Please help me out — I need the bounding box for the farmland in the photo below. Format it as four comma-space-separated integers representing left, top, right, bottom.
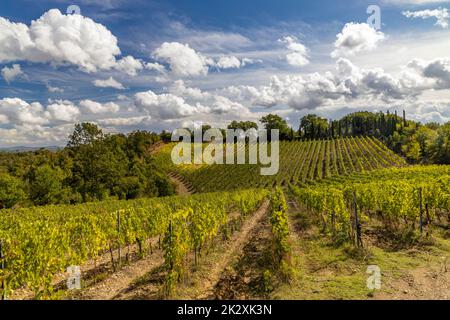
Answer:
0, 138, 449, 300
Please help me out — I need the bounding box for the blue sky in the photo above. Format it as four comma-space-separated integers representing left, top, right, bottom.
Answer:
1, 0, 450, 146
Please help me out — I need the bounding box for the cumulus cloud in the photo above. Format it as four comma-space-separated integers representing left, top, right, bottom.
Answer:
93, 77, 125, 90
331, 23, 386, 58
219, 57, 450, 111
79, 99, 120, 114
45, 100, 80, 122
403, 8, 449, 28
133, 80, 248, 120
134, 90, 209, 119
1, 64, 23, 83
406, 58, 450, 88
152, 42, 258, 76
215, 56, 241, 69
279, 36, 309, 67
144, 62, 166, 73
153, 42, 211, 77
0, 9, 143, 75
114, 56, 144, 76
0, 98, 48, 125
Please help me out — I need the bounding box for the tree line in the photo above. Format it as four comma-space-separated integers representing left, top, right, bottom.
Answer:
0, 123, 174, 209
217, 111, 449, 165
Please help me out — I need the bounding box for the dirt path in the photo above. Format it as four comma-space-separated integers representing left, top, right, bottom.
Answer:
374, 263, 450, 300
169, 172, 192, 195
148, 141, 166, 155
79, 239, 164, 300
189, 200, 269, 299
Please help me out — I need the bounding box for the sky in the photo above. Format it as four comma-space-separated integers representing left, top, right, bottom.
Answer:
1, 0, 450, 147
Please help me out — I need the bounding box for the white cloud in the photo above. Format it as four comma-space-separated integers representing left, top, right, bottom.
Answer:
79, 99, 120, 114
279, 36, 309, 67
133, 80, 249, 120
134, 90, 209, 119
219, 57, 450, 112
383, 0, 449, 5
331, 23, 386, 58
0, 9, 143, 75
153, 42, 210, 77
45, 100, 80, 122
114, 56, 143, 76
403, 8, 449, 28
1, 64, 23, 83
0, 98, 48, 125
46, 84, 64, 93
93, 76, 125, 90
144, 62, 166, 73
241, 58, 263, 66
98, 115, 152, 126
215, 56, 241, 69
406, 57, 450, 88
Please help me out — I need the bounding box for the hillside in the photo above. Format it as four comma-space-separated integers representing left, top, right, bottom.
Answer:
154, 136, 406, 193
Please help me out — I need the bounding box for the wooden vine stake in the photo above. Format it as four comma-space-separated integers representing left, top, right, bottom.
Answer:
419, 187, 423, 235
0, 240, 6, 300
353, 191, 363, 248
117, 210, 121, 266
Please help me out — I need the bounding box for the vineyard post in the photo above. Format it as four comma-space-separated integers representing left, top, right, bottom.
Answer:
425, 203, 431, 236
353, 191, 363, 248
117, 211, 121, 266
419, 187, 423, 234
0, 240, 6, 300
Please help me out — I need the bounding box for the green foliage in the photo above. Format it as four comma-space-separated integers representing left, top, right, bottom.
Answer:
0, 188, 268, 298
269, 188, 290, 265
227, 120, 258, 131
0, 172, 26, 209
431, 122, 450, 164
29, 165, 71, 205
0, 123, 172, 207
291, 165, 450, 240
260, 114, 292, 140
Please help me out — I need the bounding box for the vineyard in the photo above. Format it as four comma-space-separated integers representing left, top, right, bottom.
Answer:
155, 136, 406, 193
290, 165, 450, 245
0, 189, 268, 298
1, 136, 449, 300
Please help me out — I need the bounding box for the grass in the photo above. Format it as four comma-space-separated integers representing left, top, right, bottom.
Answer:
270, 198, 450, 300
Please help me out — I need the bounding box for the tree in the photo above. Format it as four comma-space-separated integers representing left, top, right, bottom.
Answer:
67, 123, 103, 148
431, 122, 450, 164
227, 121, 258, 131
0, 172, 26, 208
299, 114, 329, 139
415, 126, 437, 161
260, 114, 291, 140
30, 165, 71, 205
402, 141, 421, 163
